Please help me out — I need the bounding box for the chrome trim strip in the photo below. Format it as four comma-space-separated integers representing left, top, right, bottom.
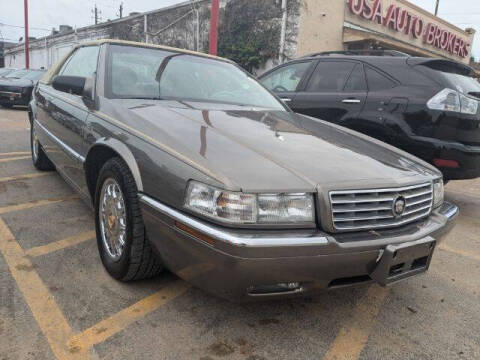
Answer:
34, 119, 86, 163
139, 195, 329, 247
0, 91, 22, 96
330, 182, 431, 195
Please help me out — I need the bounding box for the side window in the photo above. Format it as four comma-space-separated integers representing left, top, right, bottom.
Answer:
365, 66, 396, 91
306, 61, 355, 92
60, 46, 100, 78
260, 61, 312, 92
344, 64, 367, 92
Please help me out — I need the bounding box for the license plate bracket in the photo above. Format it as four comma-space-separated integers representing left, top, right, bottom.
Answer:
370, 236, 436, 286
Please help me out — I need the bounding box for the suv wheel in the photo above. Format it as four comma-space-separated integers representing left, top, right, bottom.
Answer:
95, 157, 163, 281
31, 124, 55, 171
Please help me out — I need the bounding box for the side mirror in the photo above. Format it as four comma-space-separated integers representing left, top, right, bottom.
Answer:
52, 75, 86, 96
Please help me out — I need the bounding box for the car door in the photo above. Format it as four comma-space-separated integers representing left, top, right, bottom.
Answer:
290, 60, 367, 125
260, 60, 315, 106
358, 65, 403, 145
36, 45, 100, 191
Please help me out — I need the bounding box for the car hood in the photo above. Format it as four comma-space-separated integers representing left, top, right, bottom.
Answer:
106, 100, 440, 192
0, 78, 33, 88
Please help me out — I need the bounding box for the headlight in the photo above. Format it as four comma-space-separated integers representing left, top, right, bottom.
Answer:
433, 179, 444, 208
184, 181, 315, 225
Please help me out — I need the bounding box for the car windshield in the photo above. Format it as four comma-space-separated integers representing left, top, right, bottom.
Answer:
107, 45, 285, 110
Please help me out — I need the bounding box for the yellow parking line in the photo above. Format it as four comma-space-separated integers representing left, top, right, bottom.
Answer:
0, 195, 79, 215
324, 286, 389, 360
0, 217, 90, 359
439, 244, 480, 262
0, 172, 52, 184
0, 155, 31, 163
0, 151, 30, 157
25, 231, 96, 258
68, 281, 190, 350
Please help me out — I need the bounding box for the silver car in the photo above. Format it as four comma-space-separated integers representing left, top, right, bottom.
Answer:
29, 40, 458, 301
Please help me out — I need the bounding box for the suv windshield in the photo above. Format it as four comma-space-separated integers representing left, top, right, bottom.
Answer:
107, 45, 285, 110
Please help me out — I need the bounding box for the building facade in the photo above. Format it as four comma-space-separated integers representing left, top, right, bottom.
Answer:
297, 0, 475, 64
0, 41, 17, 67
4, 0, 476, 73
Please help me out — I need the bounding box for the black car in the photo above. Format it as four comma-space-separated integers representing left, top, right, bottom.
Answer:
0, 69, 46, 108
259, 51, 480, 180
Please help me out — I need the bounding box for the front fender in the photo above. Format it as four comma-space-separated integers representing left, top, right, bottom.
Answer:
86, 138, 144, 192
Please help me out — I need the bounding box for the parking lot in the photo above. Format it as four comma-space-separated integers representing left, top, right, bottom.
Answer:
0, 107, 479, 360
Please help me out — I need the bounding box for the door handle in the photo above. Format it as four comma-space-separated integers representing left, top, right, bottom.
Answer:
281, 98, 292, 103
342, 99, 361, 104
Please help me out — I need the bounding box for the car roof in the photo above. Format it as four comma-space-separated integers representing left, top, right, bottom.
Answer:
81, 39, 231, 63
298, 53, 470, 70
299, 54, 411, 66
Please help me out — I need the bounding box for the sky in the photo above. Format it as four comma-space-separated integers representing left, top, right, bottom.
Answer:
0, 0, 479, 59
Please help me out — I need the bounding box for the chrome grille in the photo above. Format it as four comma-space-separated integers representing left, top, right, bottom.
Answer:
329, 183, 433, 231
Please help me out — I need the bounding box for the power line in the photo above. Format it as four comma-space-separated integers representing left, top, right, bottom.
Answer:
0, 22, 50, 32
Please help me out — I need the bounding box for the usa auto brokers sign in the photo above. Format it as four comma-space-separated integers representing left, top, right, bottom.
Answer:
348, 0, 471, 58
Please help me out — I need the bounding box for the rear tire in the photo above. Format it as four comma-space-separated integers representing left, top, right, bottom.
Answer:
31, 124, 55, 171
94, 157, 163, 281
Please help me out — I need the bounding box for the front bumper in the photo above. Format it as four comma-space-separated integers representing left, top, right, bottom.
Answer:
0, 91, 29, 106
140, 195, 458, 301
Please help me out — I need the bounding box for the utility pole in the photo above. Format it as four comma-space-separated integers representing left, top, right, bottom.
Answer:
209, 0, 219, 55
118, 2, 123, 18
92, 4, 102, 25
24, 0, 29, 69
434, 0, 440, 16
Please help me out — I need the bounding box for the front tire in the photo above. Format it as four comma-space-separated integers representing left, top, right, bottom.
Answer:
95, 157, 163, 281
31, 124, 54, 171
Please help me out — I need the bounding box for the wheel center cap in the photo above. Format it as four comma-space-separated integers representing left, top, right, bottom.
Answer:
108, 214, 116, 229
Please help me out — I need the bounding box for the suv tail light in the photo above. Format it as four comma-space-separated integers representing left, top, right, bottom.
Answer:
427, 88, 478, 115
